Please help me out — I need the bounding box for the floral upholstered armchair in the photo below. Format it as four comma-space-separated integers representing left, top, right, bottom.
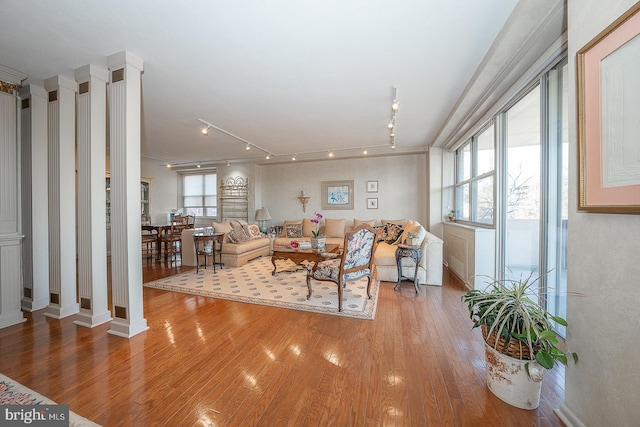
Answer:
306, 224, 379, 311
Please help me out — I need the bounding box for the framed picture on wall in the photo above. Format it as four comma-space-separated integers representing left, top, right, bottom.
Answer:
367, 180, 378, 193
577, 2, 640, 213
322, 180, 354, 210
367, 198, 378, 209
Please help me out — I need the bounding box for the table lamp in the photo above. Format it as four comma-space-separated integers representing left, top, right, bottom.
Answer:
255, 207, 272, 233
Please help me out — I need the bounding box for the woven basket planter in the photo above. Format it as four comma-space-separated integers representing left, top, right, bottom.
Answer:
481, 324, 533, 360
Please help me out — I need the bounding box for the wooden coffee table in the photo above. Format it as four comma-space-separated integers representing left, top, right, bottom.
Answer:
271, 244, 341, 276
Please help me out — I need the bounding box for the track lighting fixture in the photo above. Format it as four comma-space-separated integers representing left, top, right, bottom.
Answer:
363, 149, 368, 155
245, 143, 251, 151
328, 151, 334, 158
225, 160, 230, 166
166, 163, 172, 168
387, 86, 399, 148
197, 163, 201, 168
201, 125, 210, 135
292, 154, 297, 161
265, 153, 271, 160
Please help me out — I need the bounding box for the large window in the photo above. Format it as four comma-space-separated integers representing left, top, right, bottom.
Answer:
453, 58, 568, 336
183, 172, 217, 217
455, 123, 495, 225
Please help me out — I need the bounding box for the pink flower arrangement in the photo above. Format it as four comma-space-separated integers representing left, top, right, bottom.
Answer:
310, 211, 323, 237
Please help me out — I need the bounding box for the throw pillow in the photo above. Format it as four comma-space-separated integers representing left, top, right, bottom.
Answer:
242, 224, 262, 239
382, 223, 404, 245
324, 218, 346, 238
281, 220, 303, 237
354, 218, 376, 227
399, 220, 427, 245
212, 221, 233, 234
381, 219, 407, 226
285, 223, 303, 238
227, 228, 251, 243
302, 218, 315, 237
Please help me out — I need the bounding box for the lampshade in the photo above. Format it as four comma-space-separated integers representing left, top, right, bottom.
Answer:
255, 207, 271, 221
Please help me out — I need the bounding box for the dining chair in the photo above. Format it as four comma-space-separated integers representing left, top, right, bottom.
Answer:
159, 215, 188, 262
306, 224, 379, 312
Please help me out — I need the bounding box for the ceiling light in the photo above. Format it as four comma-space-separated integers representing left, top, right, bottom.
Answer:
328, 151, 334, 158
387, 120, 395, 130
292, 155, 297, 161
390, 132, 395, 138
197, 163, 201, 168
391, 101, 400, 112
166, 163, 171, 168
265, 153, 271, 160
391, 86, 399, 111
391, 143, 396, 150
363, 149, 368, 155
245, 143, 251, 151
225, 160, 230, 166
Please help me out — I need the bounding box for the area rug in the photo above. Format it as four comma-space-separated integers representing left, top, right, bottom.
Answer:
144, 256, 379, 319
0, 373, 100, 426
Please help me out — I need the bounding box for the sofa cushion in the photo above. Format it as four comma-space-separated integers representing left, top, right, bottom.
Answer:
222, 237, 270, 254
382, 219, 407, 226
242, 223, 262, 239
354, 218, 376, 227
324, 218, 346, 238
213, 221, 233, 234
228, 228, 251, 243
285, 223, 303, 238
302, 218, 315, 237
281, 220, 303, 237
399, 220, 427, 245
380, 223, 404, 244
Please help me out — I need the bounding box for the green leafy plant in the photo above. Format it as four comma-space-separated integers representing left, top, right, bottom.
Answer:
462, 271, 578, 374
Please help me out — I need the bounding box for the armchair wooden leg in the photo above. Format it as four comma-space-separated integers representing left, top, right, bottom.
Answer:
337, 282, 343, 312
306, 274, 313, 300
366, 276, 372, 299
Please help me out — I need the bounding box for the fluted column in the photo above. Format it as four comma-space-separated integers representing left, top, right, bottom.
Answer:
74, 64, 111, 328
107, 51, 148, 338
44, 75, 79, 319
0, 65, 27, 329
19, 84, 49, 311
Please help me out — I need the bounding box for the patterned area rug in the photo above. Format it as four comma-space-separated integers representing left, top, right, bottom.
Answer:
0, 373, 100, 426
144, 256, 379, 319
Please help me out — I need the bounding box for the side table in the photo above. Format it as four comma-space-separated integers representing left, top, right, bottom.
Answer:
395, 244, 422, 293
193, 232, 224, 273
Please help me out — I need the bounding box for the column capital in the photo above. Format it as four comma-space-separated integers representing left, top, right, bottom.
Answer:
44, 75, 78, 93
74, 64, 109, 84
107, 51, 144, 73
19, 84, 47, 100
0, 64, 27, 93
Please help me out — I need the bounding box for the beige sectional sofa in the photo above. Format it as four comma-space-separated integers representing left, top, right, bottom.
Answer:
273, 218, 444, 286
181, 222, 270, 268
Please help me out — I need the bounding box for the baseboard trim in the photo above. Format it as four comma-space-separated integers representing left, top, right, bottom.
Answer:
555, 404, 585, 427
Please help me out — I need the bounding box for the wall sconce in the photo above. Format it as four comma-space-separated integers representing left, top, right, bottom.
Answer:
298, 190, 310, 212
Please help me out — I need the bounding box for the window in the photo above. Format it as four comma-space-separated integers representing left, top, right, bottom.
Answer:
455, 123, 495, 225
183, 172, 217, 217
452, 58, 569, 337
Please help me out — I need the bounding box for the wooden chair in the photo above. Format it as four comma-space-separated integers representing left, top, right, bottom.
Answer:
306, 224, 379, 312
159, 215, 188, 262
141, 227, 158, 260
186, 214, 196, 228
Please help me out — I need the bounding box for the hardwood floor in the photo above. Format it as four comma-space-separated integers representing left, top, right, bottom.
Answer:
0, 258, 566, 426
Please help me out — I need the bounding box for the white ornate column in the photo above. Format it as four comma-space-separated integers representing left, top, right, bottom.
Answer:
0, 65, 27, 328
19, 84, 49, 311
107, 51, 148, 338
44, 75, 79, 319
74, 65, 111, 328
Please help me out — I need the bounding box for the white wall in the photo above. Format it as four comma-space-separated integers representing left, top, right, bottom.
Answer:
259, 154, 427, 227
141, 159, 179, 223
563, 1, 640, 425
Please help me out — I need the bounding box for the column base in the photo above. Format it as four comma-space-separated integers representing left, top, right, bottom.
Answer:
43, 302, 79, 319
73, 310, 112, 328
108, 318, 149, 338
0, 314, 27, 329
21, 297, 49, 312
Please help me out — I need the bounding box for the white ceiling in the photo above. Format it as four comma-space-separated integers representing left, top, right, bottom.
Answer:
1, 0, 527, 166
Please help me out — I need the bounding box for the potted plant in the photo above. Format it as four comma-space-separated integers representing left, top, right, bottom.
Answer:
462, 271, 577, 409
447, 210, 456, 221
309, 212, 325, 249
